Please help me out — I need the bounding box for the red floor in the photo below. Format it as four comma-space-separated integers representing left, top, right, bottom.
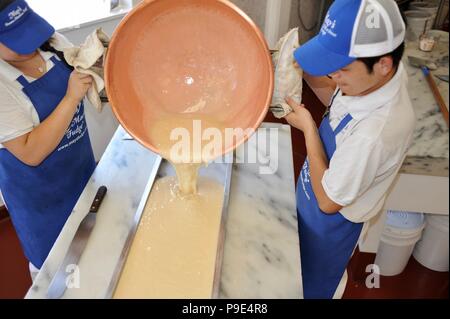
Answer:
0, 216, 32, 299
344, 247, 449, 299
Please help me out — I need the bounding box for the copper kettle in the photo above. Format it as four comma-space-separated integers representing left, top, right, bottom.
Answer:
105, 0, 274, 156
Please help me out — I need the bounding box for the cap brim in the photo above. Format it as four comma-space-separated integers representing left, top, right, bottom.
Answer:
294, 35, 356, 76
0, 11, 55, 55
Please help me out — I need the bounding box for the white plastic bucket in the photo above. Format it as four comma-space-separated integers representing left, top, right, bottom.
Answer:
409, 1, 439, 27
404, 10, 433, 41
375, 211, 425, 276
413, 214, 449, 272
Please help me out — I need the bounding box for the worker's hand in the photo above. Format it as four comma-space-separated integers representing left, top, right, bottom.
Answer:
66, 71, 93, 104
284, 97, 316, 134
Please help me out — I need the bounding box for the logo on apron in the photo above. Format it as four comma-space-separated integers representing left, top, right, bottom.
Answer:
58, 103, 88, 152
300, 159, 311, 200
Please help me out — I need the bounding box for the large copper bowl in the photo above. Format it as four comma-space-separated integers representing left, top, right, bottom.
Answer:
105, 0, 273, 156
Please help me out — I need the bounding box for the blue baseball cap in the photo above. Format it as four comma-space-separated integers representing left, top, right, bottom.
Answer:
294, 0, 406, 76
0, 0, 55, 55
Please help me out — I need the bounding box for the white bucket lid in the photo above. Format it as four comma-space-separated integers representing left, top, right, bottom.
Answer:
382, 211, 425, 241
410, 2, 439, 10
386, 211, 425, 229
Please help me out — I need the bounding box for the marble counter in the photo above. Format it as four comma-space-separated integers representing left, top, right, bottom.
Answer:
25, 123, 302, 299
402, 39, 449, 177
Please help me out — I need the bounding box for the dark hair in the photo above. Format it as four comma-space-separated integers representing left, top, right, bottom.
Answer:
357, 42, 405, 74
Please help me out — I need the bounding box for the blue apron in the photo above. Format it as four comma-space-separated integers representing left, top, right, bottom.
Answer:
0, 55, 95, 269
296, 92, 363, 299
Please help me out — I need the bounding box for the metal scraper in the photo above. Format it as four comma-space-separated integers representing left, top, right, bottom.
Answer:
46, 186, 107, 299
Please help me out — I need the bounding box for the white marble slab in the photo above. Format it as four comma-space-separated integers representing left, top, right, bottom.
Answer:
26, 123, 302, 299
404, 40, 449, 159
399, 39, 449, 178
220, 123, 301, 299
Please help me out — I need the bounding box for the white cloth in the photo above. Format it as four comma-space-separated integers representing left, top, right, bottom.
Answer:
50, 29, 110, 112
0, 48, 58, 148
322, 62, 416, 223
271, 28, 303, 119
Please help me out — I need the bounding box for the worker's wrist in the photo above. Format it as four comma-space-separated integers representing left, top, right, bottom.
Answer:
303, 122, 318, 138
63, 95, 82, 107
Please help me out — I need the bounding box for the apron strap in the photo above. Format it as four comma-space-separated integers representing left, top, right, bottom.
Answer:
333, 113, 353, 135
50, 56, 60, 64
16, 55, 62, 89
16, 75, 30, 88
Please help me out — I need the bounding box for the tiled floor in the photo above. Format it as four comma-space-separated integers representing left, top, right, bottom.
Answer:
0, 83, 448, 299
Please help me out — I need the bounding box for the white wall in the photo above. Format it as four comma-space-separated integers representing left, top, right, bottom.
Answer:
230, 0, 269, 32
289, 0, 333, 44
230, 0, 292, 49
27, 0, 112, 31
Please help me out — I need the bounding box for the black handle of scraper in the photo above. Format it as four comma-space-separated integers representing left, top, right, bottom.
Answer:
89, 186, 107, 213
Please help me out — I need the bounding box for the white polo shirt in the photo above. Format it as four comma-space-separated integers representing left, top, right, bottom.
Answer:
322, 62, 416, 223
0, 33, 72, 149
